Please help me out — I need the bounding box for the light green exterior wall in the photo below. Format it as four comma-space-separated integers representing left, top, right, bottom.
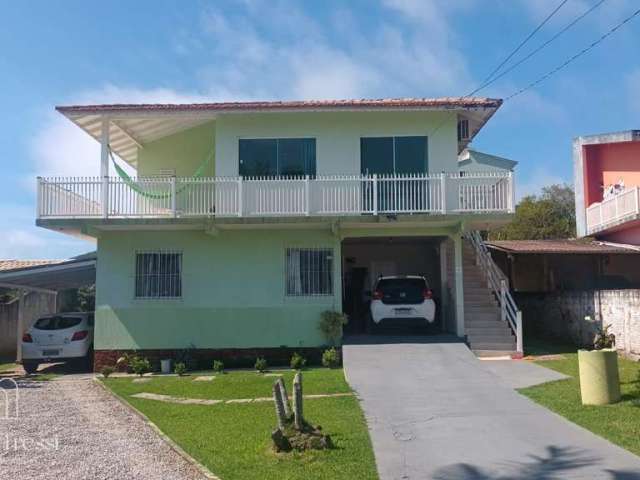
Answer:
137, 121, 216, 177
133, 111, 458, 178
214, 110, 459, 176
95, 229, 341, 350
94, 110, 466, 350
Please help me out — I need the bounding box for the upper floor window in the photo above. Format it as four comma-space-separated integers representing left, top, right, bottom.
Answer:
285, 247, 333, 296
135, 251, 182, 299
457, 119, 469, 141
239, 138, 316, 177
360, 136, 428, 175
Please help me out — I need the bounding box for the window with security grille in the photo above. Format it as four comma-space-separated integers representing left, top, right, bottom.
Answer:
135, 251, 182, 298
285, 248, 333, 296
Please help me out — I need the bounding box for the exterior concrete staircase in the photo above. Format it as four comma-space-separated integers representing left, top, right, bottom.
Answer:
463, 241, 517, 356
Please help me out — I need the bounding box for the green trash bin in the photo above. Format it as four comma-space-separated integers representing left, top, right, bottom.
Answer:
578, 348, 621, 405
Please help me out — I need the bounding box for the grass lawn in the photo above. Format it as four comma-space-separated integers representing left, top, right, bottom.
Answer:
0, 358, 16, 373
519, 337, 640, 456
103, 368, 378, 480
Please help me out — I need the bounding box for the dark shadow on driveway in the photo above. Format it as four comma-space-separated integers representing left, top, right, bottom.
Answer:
432, 445, 640, 480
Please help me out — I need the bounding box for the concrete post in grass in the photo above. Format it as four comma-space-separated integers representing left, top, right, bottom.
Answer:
293, 372, 304, 430
276, 377, 291, 419
272, 381, 287, 430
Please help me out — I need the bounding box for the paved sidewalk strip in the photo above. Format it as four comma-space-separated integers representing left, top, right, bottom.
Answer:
131, 391, 353, 405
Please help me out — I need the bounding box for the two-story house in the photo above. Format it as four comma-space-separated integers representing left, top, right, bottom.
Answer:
575, 130, 640, 243
37, 97, 522, 369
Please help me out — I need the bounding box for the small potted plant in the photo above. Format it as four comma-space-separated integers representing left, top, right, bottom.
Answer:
578, 323, 621, 405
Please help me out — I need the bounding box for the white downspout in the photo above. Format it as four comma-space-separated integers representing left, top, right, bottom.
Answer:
100, 117, 110, 219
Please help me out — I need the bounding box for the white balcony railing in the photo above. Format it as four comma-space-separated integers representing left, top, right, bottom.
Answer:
37, 172, 514, 220
586, 186, 640, 235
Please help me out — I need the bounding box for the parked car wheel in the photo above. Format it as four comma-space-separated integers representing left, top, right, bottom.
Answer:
23, 361, 39, 374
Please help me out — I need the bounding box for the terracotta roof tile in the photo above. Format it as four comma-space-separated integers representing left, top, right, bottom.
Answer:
56, 97, 502, 114
486, 240, 640, 254
0, 260, 65, 272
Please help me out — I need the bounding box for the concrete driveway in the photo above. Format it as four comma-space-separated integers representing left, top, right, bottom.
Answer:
343, 336, 640, 480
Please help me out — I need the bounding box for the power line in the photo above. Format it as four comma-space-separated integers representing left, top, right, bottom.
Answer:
473, 0, 569, 92
506, 6, 640, 101
469, 0, 606, 96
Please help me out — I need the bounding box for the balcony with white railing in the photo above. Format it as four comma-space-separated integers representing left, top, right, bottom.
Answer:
585, 186, 640, 235
36, 172, 514, 220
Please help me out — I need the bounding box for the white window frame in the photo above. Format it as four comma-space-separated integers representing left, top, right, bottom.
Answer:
134, 250, 183, 299
285, 247, 334, 297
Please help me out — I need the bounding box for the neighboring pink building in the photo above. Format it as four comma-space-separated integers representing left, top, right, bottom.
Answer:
574, 130, 640, 244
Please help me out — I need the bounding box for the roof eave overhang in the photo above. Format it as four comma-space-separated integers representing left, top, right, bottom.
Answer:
56, 98, 502, 166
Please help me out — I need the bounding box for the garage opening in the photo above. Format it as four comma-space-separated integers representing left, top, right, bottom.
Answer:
342, 236, 446, 335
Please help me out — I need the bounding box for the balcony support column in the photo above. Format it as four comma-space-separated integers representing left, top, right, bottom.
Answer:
100, 117, 110, 219
453, 233, 465, 338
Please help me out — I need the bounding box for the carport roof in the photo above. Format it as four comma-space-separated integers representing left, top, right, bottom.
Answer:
0, 252, 96, 292
486, 240, 640, 254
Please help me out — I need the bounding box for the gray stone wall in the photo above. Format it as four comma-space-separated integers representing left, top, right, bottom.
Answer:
517, 289, 640, 360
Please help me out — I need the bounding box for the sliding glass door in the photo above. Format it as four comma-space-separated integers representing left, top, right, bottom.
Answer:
360, 136, 428, 175
360, 136, 429, 212
239, 138, 316, 177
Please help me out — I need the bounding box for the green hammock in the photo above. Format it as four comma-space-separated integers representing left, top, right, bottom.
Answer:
109, 146, 214, 199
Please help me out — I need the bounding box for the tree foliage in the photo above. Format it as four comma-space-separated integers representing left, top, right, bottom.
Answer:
489, 184, 576, 240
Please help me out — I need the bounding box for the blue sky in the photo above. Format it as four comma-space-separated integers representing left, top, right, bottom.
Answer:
1, 0, 639, 259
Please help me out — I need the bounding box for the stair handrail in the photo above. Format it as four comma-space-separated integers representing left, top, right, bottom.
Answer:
464, 231, 523, 354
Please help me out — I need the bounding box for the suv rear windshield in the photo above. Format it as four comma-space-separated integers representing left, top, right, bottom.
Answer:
376, 278, 427, 305
34, 316, 83, 330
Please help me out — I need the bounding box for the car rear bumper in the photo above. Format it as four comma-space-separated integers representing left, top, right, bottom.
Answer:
371, 300, 436, 324
21, 341, 91, 361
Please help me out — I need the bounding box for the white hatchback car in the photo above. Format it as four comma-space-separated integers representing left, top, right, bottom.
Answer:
21, 313, 94, 374
370, 276, 436, 327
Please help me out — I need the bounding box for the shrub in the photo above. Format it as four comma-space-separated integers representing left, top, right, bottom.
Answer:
290, 352, 307, 370
594, 324, 616, 350
174, 362, 187, 376
115, 353, 133, 372
213, 360, 225, 373
319, 311, 348, 345
176, 345, 199, 371
255, 357, 268, 373
322, 348, 341, 368
130, 356, 151, 377
100, 365, 115, 378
